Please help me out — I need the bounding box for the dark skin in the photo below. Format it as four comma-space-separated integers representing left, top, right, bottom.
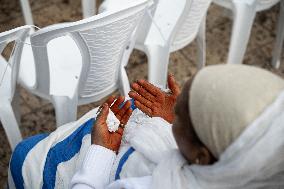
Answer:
129, 74, 215, 164
92, 96, 133, 152
92, 75, 215, 164
172, 79, 215, 165
129, 74, 180, 123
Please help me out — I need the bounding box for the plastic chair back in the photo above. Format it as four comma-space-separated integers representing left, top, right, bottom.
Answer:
135, 0, 159, 47
29, 0, 150, 101
0, 26, 31, 99
171, 0, 212, 51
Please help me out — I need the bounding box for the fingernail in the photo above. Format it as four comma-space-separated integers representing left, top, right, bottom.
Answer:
130, 99, 137, 110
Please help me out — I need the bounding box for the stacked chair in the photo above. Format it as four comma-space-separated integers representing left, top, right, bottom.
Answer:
0, 0, 151, 149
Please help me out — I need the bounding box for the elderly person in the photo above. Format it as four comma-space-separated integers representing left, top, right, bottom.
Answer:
9, 64, 284, 189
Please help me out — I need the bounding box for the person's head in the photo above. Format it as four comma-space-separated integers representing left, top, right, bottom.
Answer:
172, 64, 284, 165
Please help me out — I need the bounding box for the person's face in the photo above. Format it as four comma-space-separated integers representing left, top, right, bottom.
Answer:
172, 79, 214, 165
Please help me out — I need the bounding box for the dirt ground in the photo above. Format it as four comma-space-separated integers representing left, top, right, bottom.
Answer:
0, 0, 284, 187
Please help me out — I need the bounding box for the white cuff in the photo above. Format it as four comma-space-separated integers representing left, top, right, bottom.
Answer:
71, 145, 116, 189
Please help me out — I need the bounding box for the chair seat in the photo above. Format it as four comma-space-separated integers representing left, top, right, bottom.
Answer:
0, 55, 12, 98
19, 35, 82, 98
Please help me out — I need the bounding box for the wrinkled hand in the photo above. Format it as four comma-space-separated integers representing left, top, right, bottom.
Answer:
129, 74, 180, 123
92, 103, 125, 152
104, 95, 133, 125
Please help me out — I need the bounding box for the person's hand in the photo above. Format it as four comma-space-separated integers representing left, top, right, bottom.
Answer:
103, 95, 133, 125
129, 74, 180, 123
92, 103, 125, 152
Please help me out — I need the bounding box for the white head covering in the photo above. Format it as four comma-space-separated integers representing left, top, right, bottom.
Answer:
189, 64, 284, 158
150, 64, 284, 189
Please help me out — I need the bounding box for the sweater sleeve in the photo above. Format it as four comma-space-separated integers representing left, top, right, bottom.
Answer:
70, 145, 116, 189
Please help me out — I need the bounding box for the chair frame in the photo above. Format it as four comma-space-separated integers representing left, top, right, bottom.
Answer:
142, 0, 209, 87
19, 0, 151, 126
213, 0, 281, 64
20, 0, 34, 25
0, 25, 31, 150
272, 0, 284, 68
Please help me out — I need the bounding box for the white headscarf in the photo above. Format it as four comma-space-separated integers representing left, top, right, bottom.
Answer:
190, 64, 284, 158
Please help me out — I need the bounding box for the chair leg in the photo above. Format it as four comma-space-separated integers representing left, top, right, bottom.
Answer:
11, 86, 21, 125
8, 167, 16, 189
119, 67, 131, 99
227, 0, 257, 64
52, 96, 78, 127
119, 30, 137, 99
196, 16, 206, 69
145, 45, 170, 89
82, 0, 96, 18
0, 102, 22, 151
272, 1, 284, 69
19, 0, 34, 25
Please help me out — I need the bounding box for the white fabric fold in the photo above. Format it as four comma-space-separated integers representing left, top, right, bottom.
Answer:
71, 145, 116, 189
150, 90, 284, 189
111, 111, 178, 180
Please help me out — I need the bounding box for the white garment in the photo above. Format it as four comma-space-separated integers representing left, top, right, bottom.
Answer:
71, 145, 152, 189
71, 90, 284, 189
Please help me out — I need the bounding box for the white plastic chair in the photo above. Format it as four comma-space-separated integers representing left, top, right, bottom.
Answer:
213, 0, 280, 64
0, 26, 31, 150
272, 0, 284, 68
19, 0, 34, 25
18, 0, 151, 127
100, 0, 212, 88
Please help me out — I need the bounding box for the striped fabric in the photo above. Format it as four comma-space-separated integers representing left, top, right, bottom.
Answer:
8, 100, 138, 189
9, 103, 175, 189
9, 108, 98, 189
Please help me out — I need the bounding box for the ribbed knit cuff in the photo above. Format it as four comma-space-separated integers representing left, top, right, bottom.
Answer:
71, 145, 116, 188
